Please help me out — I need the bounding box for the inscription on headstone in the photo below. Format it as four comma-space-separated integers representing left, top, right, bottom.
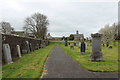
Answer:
3, 44, 13, 64
90, 33, 103, 62
16, 45, 21, 57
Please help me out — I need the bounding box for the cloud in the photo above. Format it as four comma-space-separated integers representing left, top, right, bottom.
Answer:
0, 1, 118, 37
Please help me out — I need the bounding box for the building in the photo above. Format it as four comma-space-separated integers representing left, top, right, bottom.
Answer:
71, 30, 84, 41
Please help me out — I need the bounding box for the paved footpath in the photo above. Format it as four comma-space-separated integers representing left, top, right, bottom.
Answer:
42, 44, 118, 79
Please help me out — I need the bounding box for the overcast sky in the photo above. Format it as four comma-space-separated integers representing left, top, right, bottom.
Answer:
0, 0, 118, 37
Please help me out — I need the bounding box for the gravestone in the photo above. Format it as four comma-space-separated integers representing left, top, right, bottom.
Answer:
70, 43, 74, 50
64, 39, 68, 46
26, 41, 30, 53
113, 41, 116, 46
80, 42, 86, 54
3, 44, 13, 64
90, 33, 103, 62
74, 43, 76, 46
16, 45, 21, 57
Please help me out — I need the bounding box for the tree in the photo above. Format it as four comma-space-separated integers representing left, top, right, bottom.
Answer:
0, 21, 14, 34
69, 34, 74, 40
99, 24, 117, 47
23, 13, 49, 39
61, 36, 65, 40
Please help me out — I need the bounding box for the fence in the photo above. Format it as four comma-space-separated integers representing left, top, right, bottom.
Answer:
1, 34, 49, 64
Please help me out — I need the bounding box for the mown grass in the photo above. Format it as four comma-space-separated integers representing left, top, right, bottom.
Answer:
2, 44, 54, 79
49, 40, 76, 43
59, 42, 119, 72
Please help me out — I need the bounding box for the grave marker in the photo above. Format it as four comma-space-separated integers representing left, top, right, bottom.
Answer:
90, 33, 103, 62
16, 45, 21, 57
80, 42, 86, 54
3, 44, 13, 64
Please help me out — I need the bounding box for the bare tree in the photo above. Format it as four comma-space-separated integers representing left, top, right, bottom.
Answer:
23, 13, 49, 39
0, 21, 14, 34
99, 24, 117, 47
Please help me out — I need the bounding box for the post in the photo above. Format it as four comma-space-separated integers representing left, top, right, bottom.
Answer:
90, 33, 103, 62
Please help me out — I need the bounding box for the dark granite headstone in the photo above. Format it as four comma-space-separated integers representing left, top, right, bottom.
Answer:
74, 43, 76, 46
80, 42, 86, 54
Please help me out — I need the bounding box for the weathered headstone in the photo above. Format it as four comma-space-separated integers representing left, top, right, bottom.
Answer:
26, 41, 30, 53
3, 44, 13, 64
113, 41, 116, 46
70, 43, 74, 50
90, 33, 103, 62
80, 42, 86, 54
16, 45, 21, 57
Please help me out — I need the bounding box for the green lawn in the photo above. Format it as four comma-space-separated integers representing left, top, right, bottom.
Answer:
49, 40, 76, 44
59, 42, 119, 72
2, 44, 54, 79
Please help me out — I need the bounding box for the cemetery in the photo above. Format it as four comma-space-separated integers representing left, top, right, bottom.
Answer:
0, 1, 119, 79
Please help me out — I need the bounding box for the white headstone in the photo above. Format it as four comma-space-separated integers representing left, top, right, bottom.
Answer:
3, 44, 13, 64
26, 41, 30, 53
16, 45, 21, 57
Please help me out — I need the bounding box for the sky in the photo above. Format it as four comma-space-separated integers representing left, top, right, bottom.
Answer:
0, 0, 118, 37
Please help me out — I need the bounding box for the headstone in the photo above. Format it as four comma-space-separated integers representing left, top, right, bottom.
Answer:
80, 42, 86, 54
70, 43, 74, 50
26, 41, 30, 53
74, 43, 76, 46
113, 41, 116, 46
90, 33, 103, 62
64, 39, 68, 46
16, 45, 21, 57
3, 44, 13, 64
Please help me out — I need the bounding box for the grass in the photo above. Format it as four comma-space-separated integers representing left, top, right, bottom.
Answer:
2, 44, 54, 79
49, 40, 76, 44
59, 42, 119, 72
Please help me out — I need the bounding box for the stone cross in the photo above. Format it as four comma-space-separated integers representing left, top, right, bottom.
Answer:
16, 45, 21, 57
3, 44, 13, 64
90, 33, 103, 62
80, 42, 86, 54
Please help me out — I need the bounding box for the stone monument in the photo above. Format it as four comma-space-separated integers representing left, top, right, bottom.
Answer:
16, 45, 21, 57
90, 33, 103, 62
3, 44, 13, 64
64, 38, 68, 46
80, 42, 86, 54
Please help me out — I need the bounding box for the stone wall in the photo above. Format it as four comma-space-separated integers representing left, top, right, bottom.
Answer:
1, 34, 49, 64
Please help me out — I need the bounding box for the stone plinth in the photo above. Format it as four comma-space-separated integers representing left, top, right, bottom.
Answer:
90, 33, 103, 62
